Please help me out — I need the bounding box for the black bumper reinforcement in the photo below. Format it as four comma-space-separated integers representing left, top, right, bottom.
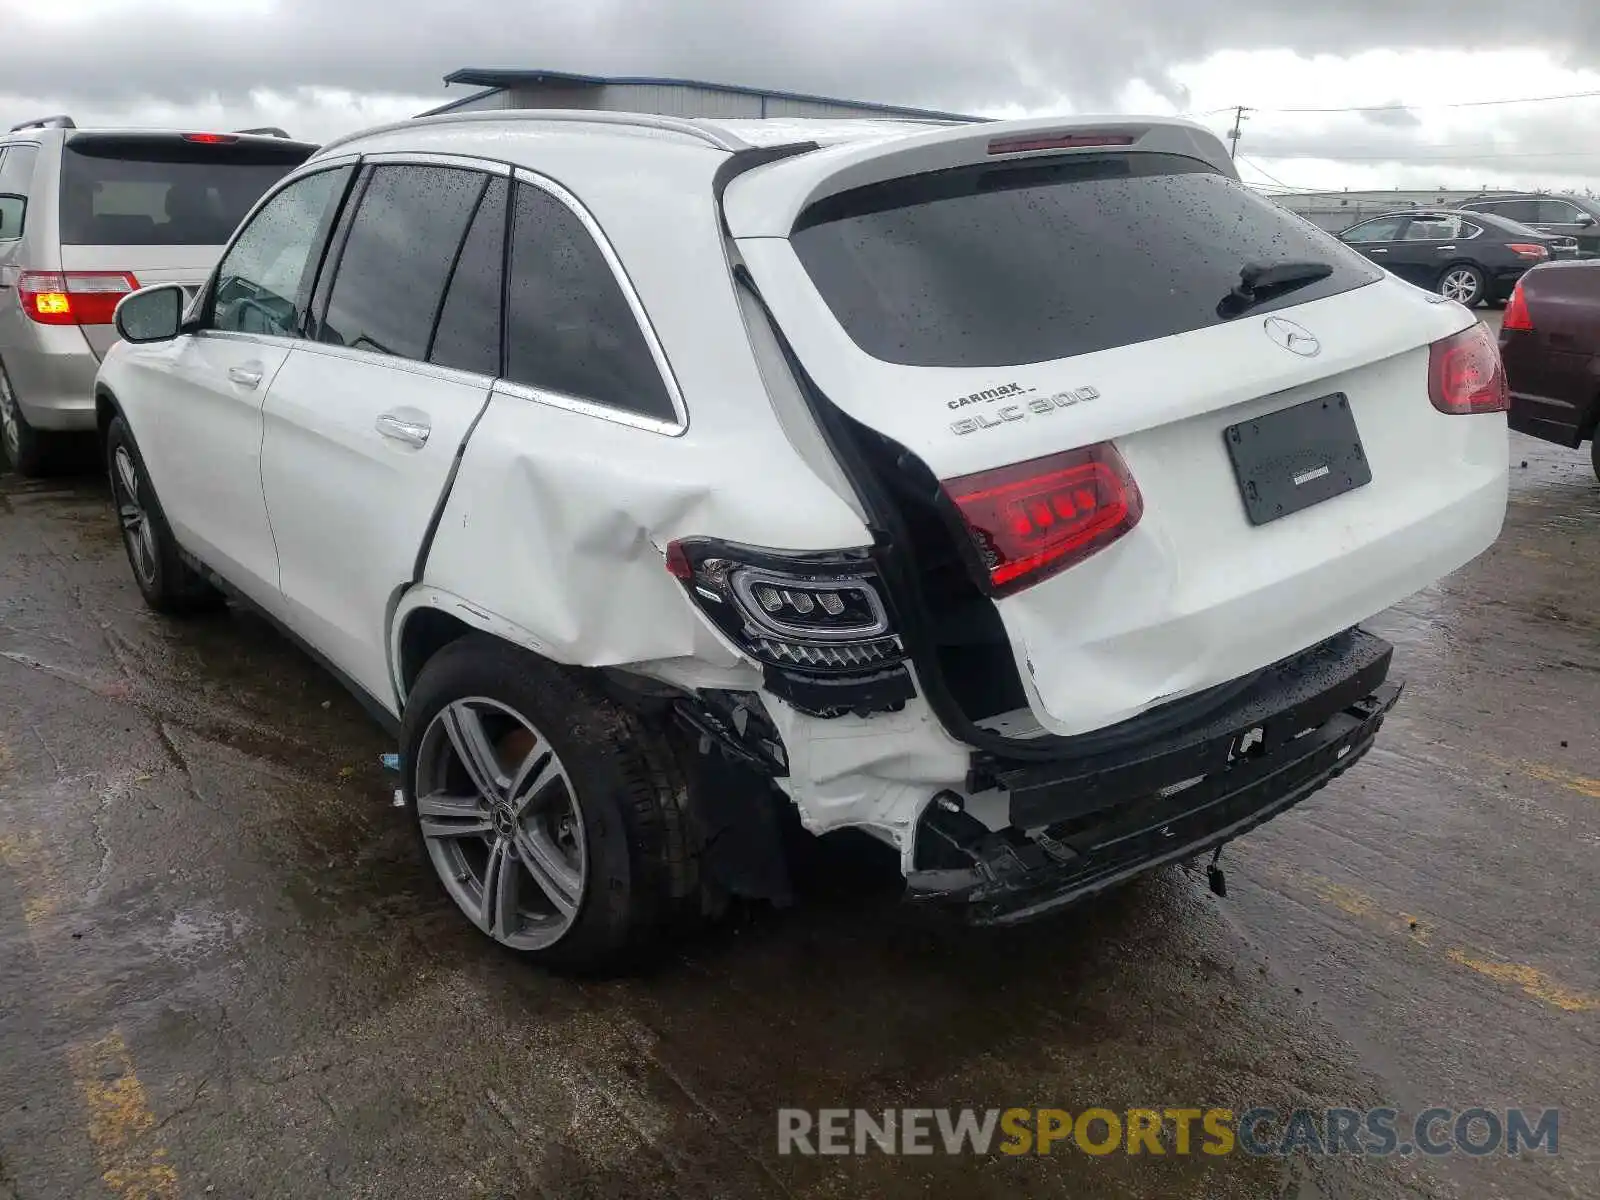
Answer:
907, 629, 1402, 925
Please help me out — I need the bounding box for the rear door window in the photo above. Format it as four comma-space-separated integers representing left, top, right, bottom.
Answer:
428, 176, 508, 377
1490, 200, 1540, 223
317, 164, 488, 362
790, 153, 1385, 368
502, 181, 677, 423
1404, 215, 1463, 241
59, 134, 312, 246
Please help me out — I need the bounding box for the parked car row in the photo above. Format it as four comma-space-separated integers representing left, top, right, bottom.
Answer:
1336, 207, 1578, 308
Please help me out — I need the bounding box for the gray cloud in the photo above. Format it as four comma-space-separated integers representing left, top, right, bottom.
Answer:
2, 0, 1600, 117
1362, 105, 1423, 128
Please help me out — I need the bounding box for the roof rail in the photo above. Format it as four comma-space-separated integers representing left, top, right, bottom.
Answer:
7, 114, 76, 133
234, 126, 291, 138
318, 107, 751, 158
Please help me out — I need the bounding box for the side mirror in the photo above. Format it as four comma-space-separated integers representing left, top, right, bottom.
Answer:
0, 191, 25, 238
1577, 213, 1596, 227
114, 284, 186, 344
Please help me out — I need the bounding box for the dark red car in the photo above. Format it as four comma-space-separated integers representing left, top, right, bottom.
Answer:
1499, 260, 1600, 480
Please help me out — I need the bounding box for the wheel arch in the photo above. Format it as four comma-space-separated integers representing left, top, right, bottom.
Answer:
94, 382, 124, 445
391, 586, 561, 710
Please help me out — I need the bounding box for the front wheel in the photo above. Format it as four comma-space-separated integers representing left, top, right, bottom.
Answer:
402, 636, 699, 972
104, 415, 224, 614
1438, 264, 1486, 307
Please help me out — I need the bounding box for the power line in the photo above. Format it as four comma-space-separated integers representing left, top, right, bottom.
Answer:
1245, 86, 1600, 115
1235, 155, 1300, 190
1255, 147, 1600, 162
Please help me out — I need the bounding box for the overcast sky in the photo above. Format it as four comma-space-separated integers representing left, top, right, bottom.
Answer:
4, 0, 1600, 193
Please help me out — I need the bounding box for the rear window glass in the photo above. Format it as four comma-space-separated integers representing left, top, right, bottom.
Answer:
790, 153, 1382, 368
59, 135, 311, 247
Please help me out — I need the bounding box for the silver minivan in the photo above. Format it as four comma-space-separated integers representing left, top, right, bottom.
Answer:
0, 117, 315, 474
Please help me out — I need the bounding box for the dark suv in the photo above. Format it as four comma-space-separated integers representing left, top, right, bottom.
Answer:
1457, 194, 1600, 259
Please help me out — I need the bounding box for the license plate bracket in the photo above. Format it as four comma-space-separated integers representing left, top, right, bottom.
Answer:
1223, 393, 1371, 526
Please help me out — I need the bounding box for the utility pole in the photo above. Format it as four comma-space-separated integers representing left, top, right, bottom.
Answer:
1227, 105, 1251, 160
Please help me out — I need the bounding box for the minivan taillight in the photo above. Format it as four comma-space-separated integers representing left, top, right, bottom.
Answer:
1502, 281, 1534, 331
1427, 323, 1509, 415
942, 444, 1143, 597
18, 271, 140, 326
665, 539, 903, 673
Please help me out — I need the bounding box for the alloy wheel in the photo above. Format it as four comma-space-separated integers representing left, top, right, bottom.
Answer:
112, 446, 159, 587
414, 697, 587, 950
0, 369, 19, 466
1440, 269, 1479, 303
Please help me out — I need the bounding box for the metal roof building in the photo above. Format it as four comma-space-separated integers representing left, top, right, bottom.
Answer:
418, 68, 979, 123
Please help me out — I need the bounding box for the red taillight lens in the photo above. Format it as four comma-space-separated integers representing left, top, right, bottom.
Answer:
1427, 323, 1508, 415
1502, 282, 1534, 331
181, 132, 238, 144
18, 271, 140, 326
1507, 243, 1549, 261
988, 132, 1136, 155
943, 444, 1143, 596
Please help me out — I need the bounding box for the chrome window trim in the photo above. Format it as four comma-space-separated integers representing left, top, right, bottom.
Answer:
491, 378, 683, 437
281, 336, 499, 390
357, 151, 513, 176
507, 166, 689, 436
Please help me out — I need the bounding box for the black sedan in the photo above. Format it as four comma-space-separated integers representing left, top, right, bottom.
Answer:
1335, 208, 1577, 307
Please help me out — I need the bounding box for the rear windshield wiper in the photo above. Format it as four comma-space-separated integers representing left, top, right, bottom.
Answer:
1217, 260, 1334, 318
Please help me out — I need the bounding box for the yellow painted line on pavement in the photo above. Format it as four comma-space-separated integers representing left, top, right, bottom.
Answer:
1479, 750, 1600, 800
1265, 866, 1432, 945
66, 1033, 180, 1200
1446, 951, 1600, 1014
0, 826, 181, 1198
1264, 867, 1596, 1013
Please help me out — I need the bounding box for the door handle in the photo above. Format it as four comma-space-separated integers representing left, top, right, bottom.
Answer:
1435, 245, 1457, 251
376, 413, 431, 448
1368, 248, 1388, 254
227, 365, 263, 389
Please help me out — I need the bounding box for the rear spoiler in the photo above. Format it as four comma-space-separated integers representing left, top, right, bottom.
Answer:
8, 114, 76, 132
234, 126, 292, 139
720, 116, 1237, 238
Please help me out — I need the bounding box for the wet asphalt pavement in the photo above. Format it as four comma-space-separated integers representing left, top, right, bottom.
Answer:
1, 417, 1596, 1196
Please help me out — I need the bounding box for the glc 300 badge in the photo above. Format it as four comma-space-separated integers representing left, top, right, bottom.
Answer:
950, 386, 1099, 435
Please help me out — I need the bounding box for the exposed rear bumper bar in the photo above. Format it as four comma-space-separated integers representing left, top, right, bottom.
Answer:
906, 629, 1402, 925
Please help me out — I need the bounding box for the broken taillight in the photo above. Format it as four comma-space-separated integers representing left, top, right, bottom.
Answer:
665, 539, 904, 673
1427, 323, 1509, 415
943, 444, 1143, 597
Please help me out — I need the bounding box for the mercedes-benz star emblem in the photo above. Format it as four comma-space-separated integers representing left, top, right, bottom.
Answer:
1263, 316, 1322, 358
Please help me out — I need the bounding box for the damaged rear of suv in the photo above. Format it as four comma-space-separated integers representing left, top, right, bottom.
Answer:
97, 111, 1508, 970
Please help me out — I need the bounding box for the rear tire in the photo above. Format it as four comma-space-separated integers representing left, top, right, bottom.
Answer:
0, 357, 52, 478
1590, 436, 1599, 484
104, 415, 225, 614
1437, 264, 1486, 307
402, 635, 699, 973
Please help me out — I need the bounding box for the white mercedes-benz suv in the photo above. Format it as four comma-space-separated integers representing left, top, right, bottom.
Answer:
94, 110, 1508, 970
